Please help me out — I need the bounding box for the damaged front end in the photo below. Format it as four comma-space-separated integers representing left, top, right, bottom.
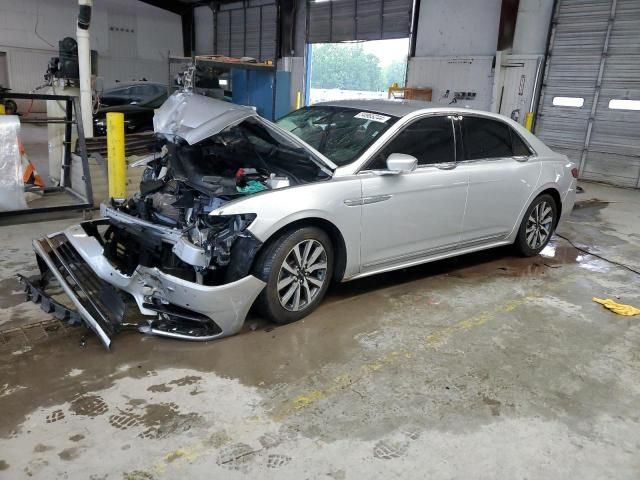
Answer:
24, 92, 333, 349
29, 213, 265, 349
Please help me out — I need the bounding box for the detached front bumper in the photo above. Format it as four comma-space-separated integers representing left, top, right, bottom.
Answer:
31, 220, 265, 349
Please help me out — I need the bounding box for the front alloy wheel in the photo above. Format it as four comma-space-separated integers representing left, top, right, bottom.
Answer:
253, 227, 334, 324
277, 239, 328, 311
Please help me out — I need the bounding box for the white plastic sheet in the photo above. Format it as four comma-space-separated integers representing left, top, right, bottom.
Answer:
0, 116, 27, 212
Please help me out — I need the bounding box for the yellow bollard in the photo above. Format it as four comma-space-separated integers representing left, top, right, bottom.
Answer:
524, 112, 534, 132
0, 103, 5, 115
296, 91, 302, 110
106, 112, 126, 200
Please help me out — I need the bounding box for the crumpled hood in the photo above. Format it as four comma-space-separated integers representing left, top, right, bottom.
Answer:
154, 91, 338, 171
153, 92, 256, 145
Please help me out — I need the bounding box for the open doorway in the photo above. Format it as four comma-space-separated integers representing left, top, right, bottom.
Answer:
306, 38, 409, 105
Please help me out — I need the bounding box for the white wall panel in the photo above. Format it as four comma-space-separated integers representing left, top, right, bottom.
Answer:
406, 56, 495, 110
512, 0, 555, 55
0, 0, 181, 91
413, 0, 501, 57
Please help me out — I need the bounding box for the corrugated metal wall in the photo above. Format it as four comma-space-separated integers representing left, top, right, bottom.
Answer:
536, 0, 640, 188
307, 0, 413, 43
198, 0, 278, 62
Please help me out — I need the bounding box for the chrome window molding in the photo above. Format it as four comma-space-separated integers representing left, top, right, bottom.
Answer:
350, 110, 539, 176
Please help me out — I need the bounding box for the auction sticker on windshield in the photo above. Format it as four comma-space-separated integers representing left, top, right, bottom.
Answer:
354, 112, 391, 123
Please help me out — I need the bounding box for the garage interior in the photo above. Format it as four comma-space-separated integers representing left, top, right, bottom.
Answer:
0, 0, 639, 478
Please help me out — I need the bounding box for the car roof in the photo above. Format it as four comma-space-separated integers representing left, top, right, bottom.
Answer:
104, 81, 166, 90
310, 99, 512, 120
312, 99, 432, 117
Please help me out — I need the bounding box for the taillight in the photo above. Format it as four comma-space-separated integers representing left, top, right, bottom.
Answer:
571, 167, 578, 178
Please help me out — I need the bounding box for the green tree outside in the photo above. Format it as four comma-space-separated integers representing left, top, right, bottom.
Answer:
310, 43, 406, 92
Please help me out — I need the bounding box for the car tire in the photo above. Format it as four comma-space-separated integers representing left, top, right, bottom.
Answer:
4, 99, 17, 115
253, 226, 333, 324
515, 193, 558, 257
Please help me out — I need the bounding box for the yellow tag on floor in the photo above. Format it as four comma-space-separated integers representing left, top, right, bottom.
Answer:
592, 297, 640, 316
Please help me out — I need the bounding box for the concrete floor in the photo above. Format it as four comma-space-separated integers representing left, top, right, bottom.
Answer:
0, 181, 639, 479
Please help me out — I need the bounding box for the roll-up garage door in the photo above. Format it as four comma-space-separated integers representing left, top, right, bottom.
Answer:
536, 0, 640, 188
307, 0, 413, 43
212, 0, 278, 62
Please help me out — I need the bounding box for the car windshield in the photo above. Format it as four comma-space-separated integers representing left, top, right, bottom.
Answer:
276, 106, 399, 166
102, 83, 166, 102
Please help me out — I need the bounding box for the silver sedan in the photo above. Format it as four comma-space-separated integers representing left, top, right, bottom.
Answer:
26, 94, 577, 347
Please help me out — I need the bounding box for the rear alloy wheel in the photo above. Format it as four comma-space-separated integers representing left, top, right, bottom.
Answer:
515, 194, 557, 256
253, 227, 333, 324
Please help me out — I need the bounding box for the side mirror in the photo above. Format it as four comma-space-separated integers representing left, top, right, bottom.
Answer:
386, 153, 418, 173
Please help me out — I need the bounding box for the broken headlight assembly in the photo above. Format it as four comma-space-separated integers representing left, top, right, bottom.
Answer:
177, 213, 257, 270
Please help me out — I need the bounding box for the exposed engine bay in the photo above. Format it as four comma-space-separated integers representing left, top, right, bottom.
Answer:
102, 116, 330, 287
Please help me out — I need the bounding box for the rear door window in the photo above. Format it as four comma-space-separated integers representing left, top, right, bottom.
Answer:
511, 131, 532, 156
461, 117, 513, 160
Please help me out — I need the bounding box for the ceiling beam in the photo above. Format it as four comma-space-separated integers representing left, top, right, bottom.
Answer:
138, 1, 196, 57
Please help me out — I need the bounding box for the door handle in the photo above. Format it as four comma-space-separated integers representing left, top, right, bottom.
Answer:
362, 195, 392, 205
343, 195, 392, 206
435, 162, 457, 170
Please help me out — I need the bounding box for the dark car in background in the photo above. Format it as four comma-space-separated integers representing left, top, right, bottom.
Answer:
99, 81, 166, 107
93, 91, 168, 136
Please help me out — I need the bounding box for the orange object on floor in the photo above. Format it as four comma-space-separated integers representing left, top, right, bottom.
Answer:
19, 140, 45, 188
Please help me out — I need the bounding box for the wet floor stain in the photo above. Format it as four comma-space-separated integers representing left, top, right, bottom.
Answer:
570, 199, 609, 221
33, 444, 53, 453
373, 439, 408, 460
482, 395, 502, 416
216, 442, 258, 471
122, 470, 154, 479
45, 409, 65, 424
109, 410, 142, 431
0, 460, 8, 470
169, 376, 201, 387
138, 402, 200, 440
69, 394, 109, 417
147, 384, 172, 393
58, 447, 80, 461
0, 277, 25, 309
266, 453, 292, 468
109, 402, 201, 440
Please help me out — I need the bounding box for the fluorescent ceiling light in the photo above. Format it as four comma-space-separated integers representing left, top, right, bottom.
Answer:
608, 99, 640, 111
553, 96, 584, 107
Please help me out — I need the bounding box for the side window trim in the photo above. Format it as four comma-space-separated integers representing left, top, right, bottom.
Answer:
358, 114, 457, 173
457, 114, 537, 163
509, 127, 535, 158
